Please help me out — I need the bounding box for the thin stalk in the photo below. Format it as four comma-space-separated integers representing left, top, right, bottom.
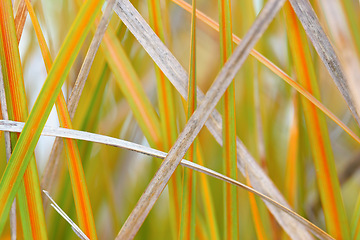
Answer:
179, 0, 197, 238
218, 0, 238, 238
284, 3, 350, 239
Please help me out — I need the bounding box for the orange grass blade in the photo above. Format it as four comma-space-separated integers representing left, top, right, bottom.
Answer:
24, 0, 102, 238
0, 0, 47, 238
246, 170, 269, 240
147, 0, 182, 233
179, 0, 197, 238
284, 2, 350, 239
171, 0, 360, 147
284, 95, 299, 208
101, 27, 163, 149
218, 0, 238, 239
0, 0, 103, 235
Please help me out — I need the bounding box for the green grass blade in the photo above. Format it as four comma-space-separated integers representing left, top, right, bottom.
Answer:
0, 118, 334, 239
0, 0, 103, 235
0, 0, 47, 238
284, 2, 350, 239
218, 0, 238, 238
179, 0, 197, 238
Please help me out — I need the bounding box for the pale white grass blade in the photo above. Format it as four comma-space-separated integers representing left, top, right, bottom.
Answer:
41, 0, 115, 196
289, 0, 360, 125
0, 119, 332, 239
113, 0, 315, 239
316, 0, 360, 125
113, 0, 312, 238
42, 190, 90, 240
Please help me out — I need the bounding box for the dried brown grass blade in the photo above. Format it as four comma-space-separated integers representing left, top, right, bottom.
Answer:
41, 0, 114, 195
113, 0, 315, 239
289, 0, 360, 125
0, 119, 333, 240
113, 0, 313, 238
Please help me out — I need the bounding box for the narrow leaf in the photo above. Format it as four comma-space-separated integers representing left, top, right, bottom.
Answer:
113, 0, 313, 237
289, 0, 360, 126
0, 119, 333, 240
0, 0, 103, 235
114, 0, 293, 239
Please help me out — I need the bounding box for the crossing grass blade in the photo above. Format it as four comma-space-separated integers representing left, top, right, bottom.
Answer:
218, 0, 238, 239
0, 0, 103, 236
179, 0, 197, 238
171, 0, 360, 146
113, 0, 313, 237
101, 26, 163, 149
114, 0, 295, 239
0, 118, 335, 239
284, 2, 350, 239
0, 0, 47, 238
289, 0, 360, 126
23, 0, 103, 238
147, 0, 182, 233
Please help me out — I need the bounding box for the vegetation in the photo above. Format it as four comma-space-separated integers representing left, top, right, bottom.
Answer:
0, 0, 360, 239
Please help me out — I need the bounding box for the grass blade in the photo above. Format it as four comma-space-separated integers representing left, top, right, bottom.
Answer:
0, 0, 103, 235
218, 0, 238, 239
0, 58, 16, 240
289, 0, 360, 126
284, 2, 350, 239
172, 0, 360, 146
179, 0, 197, 238
147, 0, 182, 234
0, 119, 334, 240
113, 0, 313, 237
14, 0, 28, 42
0, 1, 47, 238
115, 0, 288, 238
43, 190, 90, 240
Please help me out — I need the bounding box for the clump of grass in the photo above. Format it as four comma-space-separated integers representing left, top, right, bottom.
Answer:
0, 0, 359, 239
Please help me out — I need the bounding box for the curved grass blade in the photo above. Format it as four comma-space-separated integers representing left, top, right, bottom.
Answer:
0, 0, 103, 236
114, 0, 297, 239
171, 0, 360, 146
24, 0, 112, 238
0, 1, 47, 238
289, 0, 360, 126
113, 0, 313, 238
0, 119, 334, 240
179, 0, 197, 238
284, 2, 349, 239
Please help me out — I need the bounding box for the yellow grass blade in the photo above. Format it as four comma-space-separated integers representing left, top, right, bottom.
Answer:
179, 0, 197, 238
218, 0, 238, 239
147, 0, 182, 233
0, 0, 103, 237
284, 2, 350, 239
24, 1, 101, 238
0, 0, 47, 238
171, 0, 360, 146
